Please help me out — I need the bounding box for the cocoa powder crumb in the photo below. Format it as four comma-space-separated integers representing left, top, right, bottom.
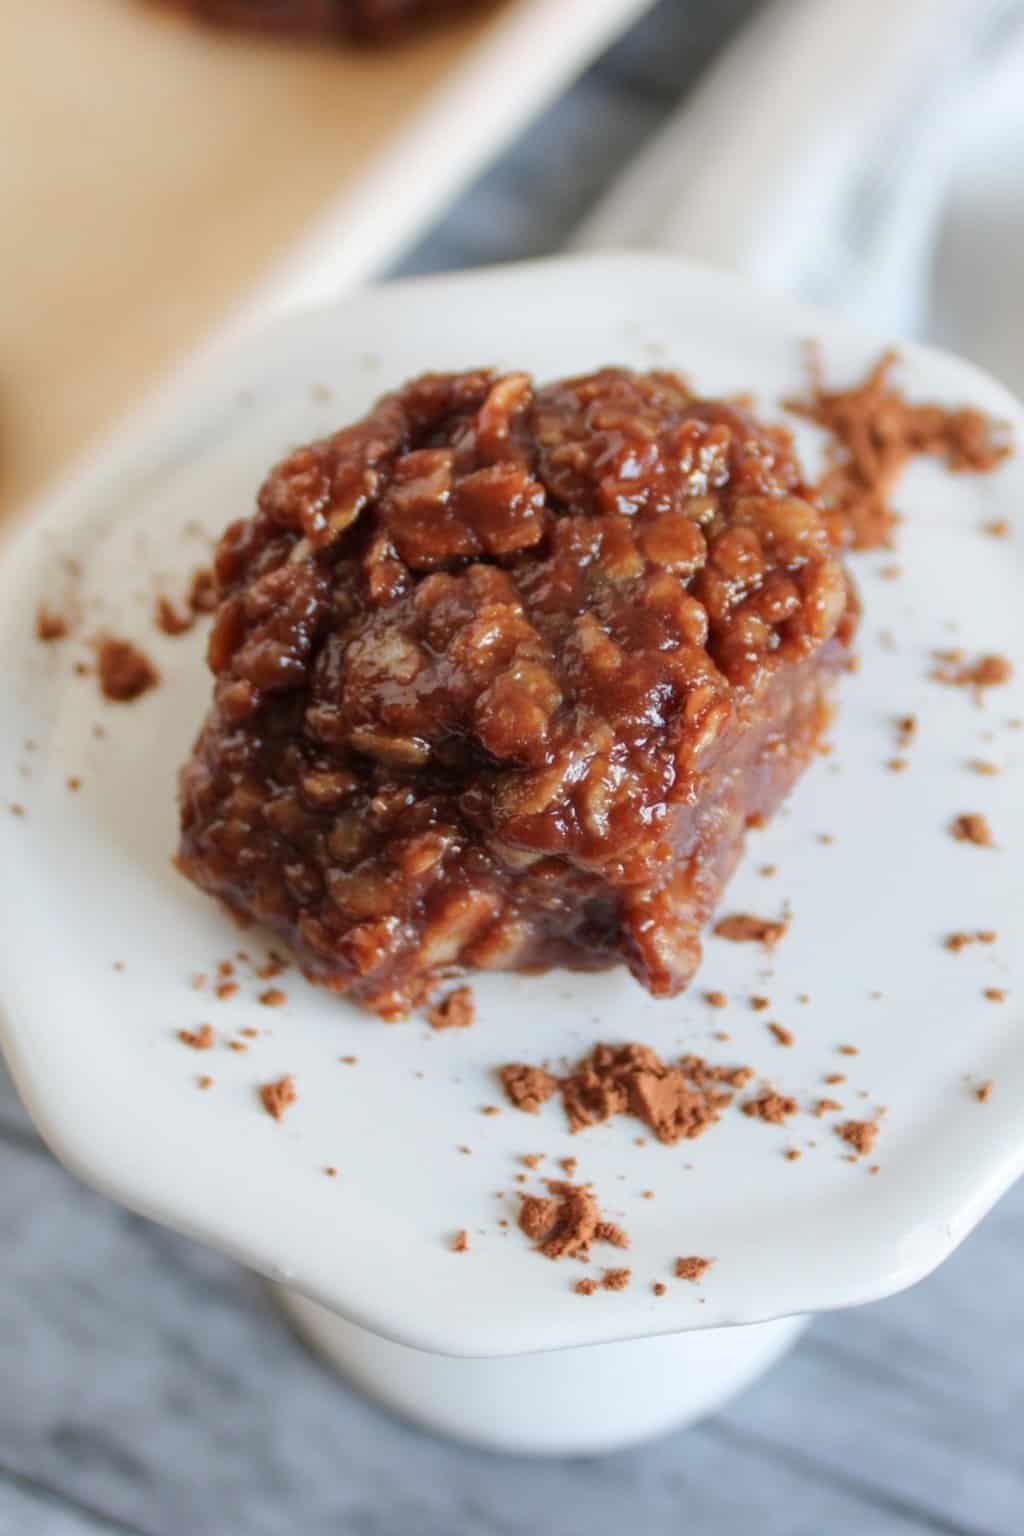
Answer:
259, 988, 287, 1008
976, 1081, 994, 1103
983, 988, 1006, 1003
784, 1148, 802, 1161
451, 1229, 469, 1253
824, 1073, 847, 1085
931, 653, 1013, 693
838, 1044, 859, 1056
594, 1221, 630, 1250
951, 813, 994, 847
837, 1118, 880, 1157
759, 864, 778, 878
96, 637, 159, 702
551, 1043, 752, 1145
340, 1055, 358, 1065
750, 995, 770, 1011
499, 1063, 558, 1114
896, 714, 917, 747
602, 1268, 632, 1292
559, 1156, 578, 1177
228, 1040, 248, 1054
480, 1106, 501, 1117
215, 982, 238, 1001
240, 1027, 259, 1039
518, 1181, 600, 1260
887, 757, 908, 773
768, 1023, 794, 1047
785, 348, 1011, 549
575, 1278, 599, 1296
713, 912, 789, 948
66, 776, 81, 792
427, 985, 476, 1031
944, 932, 975, 952
325, 1166, 337, 1177
969, 759, 1000, 776
983, 518, 1011, 537
178, 1024, 213, 1051
703, 990, 728, 1009
675, 1256, 713, 1283
521, 1154, 544, 1170
217, 961, 235, 978
653, 1282, 667, 1296
197, 1075, 214, 1091
154, 596, 193, 637
36, 606, 69, 642
743, 1092, 798, 1125
259, 1075, 297, 1122
816, 1098, 843, 1117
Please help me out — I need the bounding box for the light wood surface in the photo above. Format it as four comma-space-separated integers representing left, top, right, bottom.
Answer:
0, 0, 500, 522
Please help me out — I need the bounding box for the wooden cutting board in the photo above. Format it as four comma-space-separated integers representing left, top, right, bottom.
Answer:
0, 0, 508, 524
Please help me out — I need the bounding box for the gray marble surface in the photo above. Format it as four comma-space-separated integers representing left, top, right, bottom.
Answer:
3, 2, 1023, 1532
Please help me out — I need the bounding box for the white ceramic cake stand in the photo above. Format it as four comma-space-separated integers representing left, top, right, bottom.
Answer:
0, 256, 1021, 1455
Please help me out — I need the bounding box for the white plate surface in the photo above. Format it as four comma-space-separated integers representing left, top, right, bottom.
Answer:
0, 254, 1021, 1358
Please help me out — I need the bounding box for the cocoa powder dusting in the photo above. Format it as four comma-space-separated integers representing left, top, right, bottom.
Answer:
451, 1229, 469, 1253
713, 912, 789, 948
931, 653, 1013, 693
155, 596, 194, 636
837, 1119, 880, 1157
508, 1042, 752, 1146
36, 606, 69, 641
97, 637, 159, 702
518, 1182, 599, 1260
178, 1024, 213, 1050
259, 1075, 297, 1121
786, 348, 1011, 549
768, 1023, 794, 1047
602, 1268, 631, 1292
427, 986, 475, 1031
675, 1256, 713, 1283
498, 1063, 559, 1114
742, 1092, 798, 1125
594, 1221, 630, 1250
951, 813, 994, 847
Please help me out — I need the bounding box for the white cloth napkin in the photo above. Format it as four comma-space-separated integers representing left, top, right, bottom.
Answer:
575, 0, 1024, 395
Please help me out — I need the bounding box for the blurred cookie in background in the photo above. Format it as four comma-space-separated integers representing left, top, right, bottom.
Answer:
159, 0, 493, 44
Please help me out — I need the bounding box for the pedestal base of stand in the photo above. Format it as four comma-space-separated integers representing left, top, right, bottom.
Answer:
272, 1287, 808, 1456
